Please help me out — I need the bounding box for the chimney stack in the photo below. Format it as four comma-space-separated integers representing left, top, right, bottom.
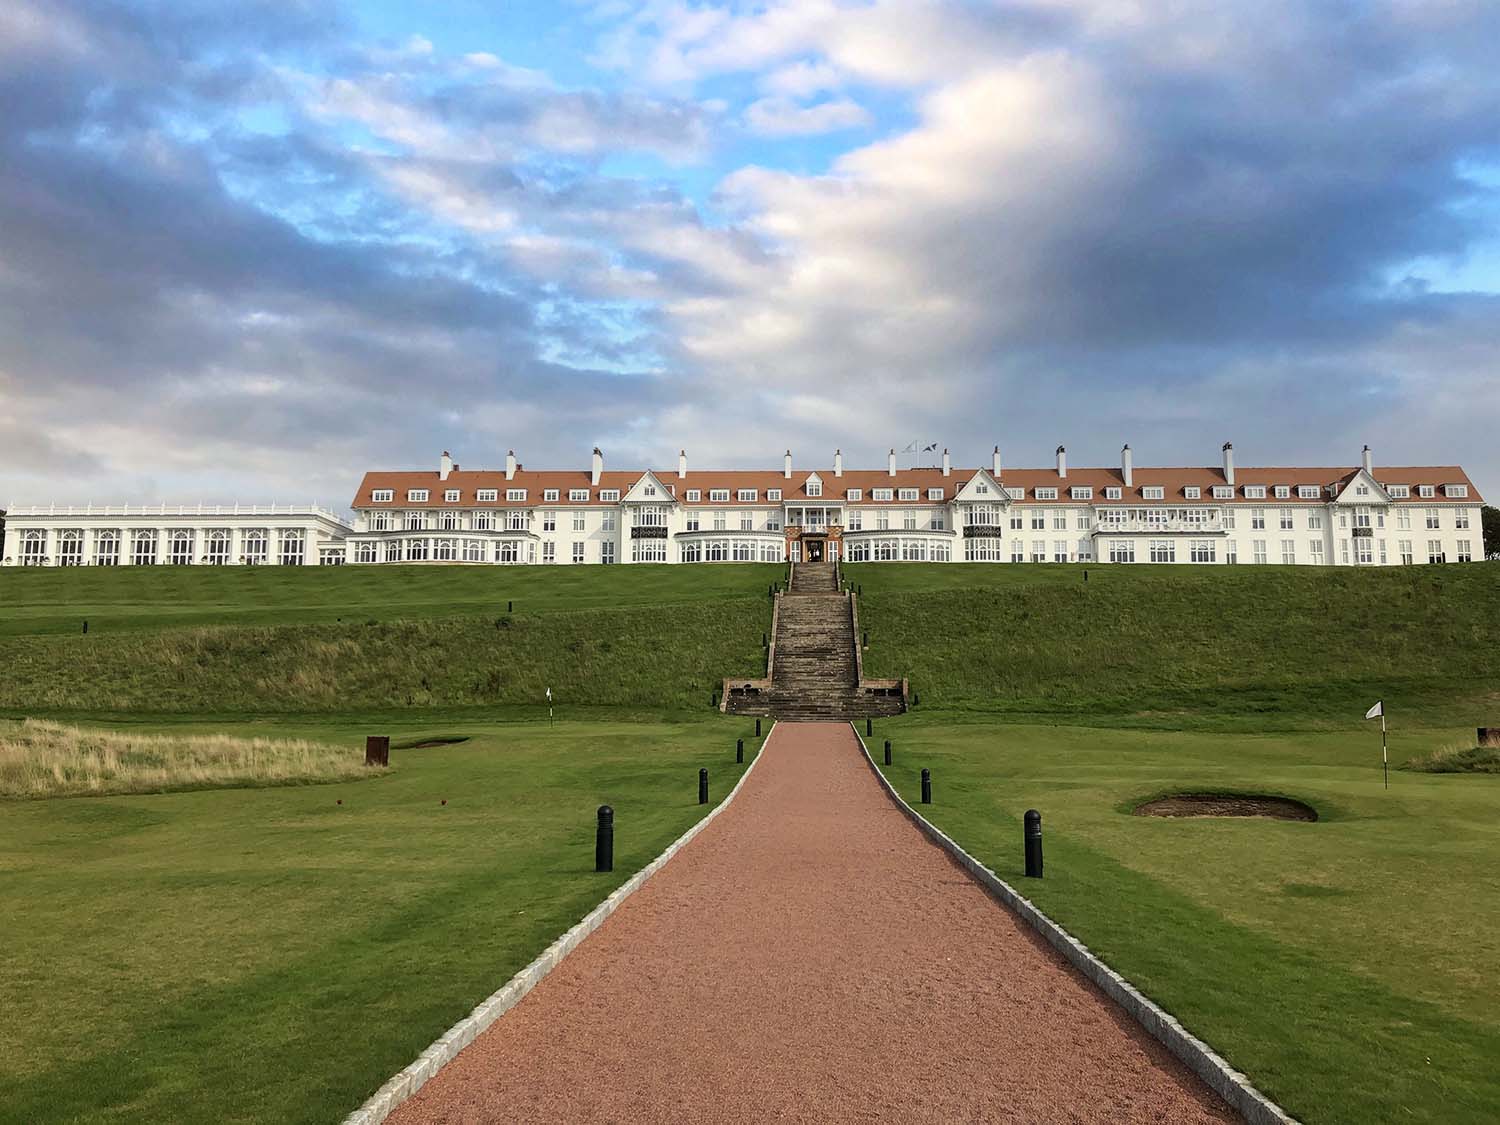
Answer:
1056, 445, 1067, 479
505, 449, 517, 481
678, 449, 687, 479
784, 450, 793, 480
942, 448, 951, 477
591, 446, 603, 486
1222, 442, 1235, 486
992, 445, 1002, 477
440, 451, 453, 481
888, 448, 897, 477
1121, 444, 1134, 488
834, 449, 843, 478
1362, 444, 1373, 474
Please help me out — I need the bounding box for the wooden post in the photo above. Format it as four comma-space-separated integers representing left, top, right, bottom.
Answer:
365, 736, 390, 767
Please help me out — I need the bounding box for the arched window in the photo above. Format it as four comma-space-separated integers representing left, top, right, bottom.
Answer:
58, 530, 84, 566
21, 529, 47, 566
169, 529, 195, 565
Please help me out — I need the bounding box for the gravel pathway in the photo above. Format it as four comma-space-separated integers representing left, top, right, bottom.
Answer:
389, 721, 1237, 1123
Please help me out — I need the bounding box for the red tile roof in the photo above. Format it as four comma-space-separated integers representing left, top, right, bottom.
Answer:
352, 464, 1482, 508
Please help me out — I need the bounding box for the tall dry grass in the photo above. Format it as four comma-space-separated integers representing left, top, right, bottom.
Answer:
0, 720, 380, 798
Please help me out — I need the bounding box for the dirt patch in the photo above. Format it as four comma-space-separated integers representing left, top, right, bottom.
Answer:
391, 736, 472, 750
1135, 793, 1317, 821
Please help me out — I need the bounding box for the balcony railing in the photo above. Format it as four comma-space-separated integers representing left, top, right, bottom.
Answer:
1093, 519, 1226, 535
5, 503, 348, 522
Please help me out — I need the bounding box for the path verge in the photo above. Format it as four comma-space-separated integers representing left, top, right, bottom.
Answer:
342, 727, 772, 1125
851, 722, 1297, 1125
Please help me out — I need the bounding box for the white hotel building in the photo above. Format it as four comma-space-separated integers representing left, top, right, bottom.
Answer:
2, 444, 1486, 568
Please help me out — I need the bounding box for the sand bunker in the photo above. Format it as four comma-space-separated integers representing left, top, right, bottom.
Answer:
1134, 793, 1317, 821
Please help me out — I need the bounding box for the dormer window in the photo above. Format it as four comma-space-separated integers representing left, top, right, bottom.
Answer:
806, 481, 822, 497
1385, 484, 1408, 498
1071, 486, 1093, 500
1105, 487, 1122, 500
898, 488, 918, 501
767, 489, 781, 502
569, 489, 589, 502
1035, 487, 1058, 500
600, 489, 621, 502
372, 489, 394, 503
846, 489, 862, 502
1418, 485, 1435, 498
927, 488, 944, 501
1274, 485, 1290, 498
1213, 486, 1233, 499
1006, 487, 1025, 500
872, 488, 893, 502
1445, 484, 1468, 498
709, 489, 730, 502
407, 489, 429, 502
685, 489, 701, 502
1298, 485, 1321, 499
476, 489, 498, 502
1141, 486, 1164, 500
445, 489, 461, 502
506, 489, 526, 502
737, 489, 757, 502
1244, 486, 1267, 499
1183, 486, 1200, 500
544, 489, 559, 502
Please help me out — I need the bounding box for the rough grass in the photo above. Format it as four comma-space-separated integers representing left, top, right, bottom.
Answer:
0, 719, 377, 798
1403, 743, 1500, 773
847, 561, 1500, 721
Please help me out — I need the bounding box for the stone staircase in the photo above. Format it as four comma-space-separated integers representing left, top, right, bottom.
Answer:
724, 561, 906, 721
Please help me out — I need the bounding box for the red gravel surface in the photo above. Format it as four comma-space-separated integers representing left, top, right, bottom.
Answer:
389, 722, 1238, 1124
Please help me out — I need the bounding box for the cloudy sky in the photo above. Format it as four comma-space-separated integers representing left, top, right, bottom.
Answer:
2, 0, 1498, 508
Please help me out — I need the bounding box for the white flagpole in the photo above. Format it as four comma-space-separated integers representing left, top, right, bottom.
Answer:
1382, 711, 1388, 789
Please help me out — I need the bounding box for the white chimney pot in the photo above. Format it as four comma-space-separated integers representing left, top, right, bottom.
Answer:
888, 448, 897, 477
942, 448, 951, 477
678, 449, 687, 479
1122, 444, 1134, 488
784, 450, 793, 479
591, 446, 603, 486
1056, 445, 1067, 479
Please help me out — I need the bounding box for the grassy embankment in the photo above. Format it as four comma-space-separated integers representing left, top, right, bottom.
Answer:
0, 563, 781, 717
848, 561, 1500, 1125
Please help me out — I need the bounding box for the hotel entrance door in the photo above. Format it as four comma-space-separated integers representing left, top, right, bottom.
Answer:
804, 538, 825, 562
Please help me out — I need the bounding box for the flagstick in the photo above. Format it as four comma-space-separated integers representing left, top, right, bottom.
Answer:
1382, 712, 1388, 789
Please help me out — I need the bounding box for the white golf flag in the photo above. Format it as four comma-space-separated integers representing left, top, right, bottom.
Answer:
1365, 701, 1383, 720
546, 687, 552, 702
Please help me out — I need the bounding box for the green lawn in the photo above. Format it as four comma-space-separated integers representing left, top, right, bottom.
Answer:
0, 716, 764, 1124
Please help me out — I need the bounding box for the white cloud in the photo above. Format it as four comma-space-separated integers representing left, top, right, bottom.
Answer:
743, 95, 870, 136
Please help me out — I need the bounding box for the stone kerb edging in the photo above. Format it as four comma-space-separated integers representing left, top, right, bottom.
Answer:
849, 723, 1298, 1125
343, 725, 776, 1125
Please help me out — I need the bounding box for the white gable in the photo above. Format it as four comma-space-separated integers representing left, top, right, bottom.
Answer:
955, 469, 1009, 504
623, 471, 676, 504
1333, 468, 1391, 505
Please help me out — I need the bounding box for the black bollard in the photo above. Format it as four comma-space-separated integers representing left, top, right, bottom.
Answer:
920, 767, 931, 804
1024, 809, 1043, 878
763, 632, 768, 648
913, 692, 920, 707
858, 583, 863, 595
865, 717, 872, 737
712, 690, 719, 708
698, 768, 709, 805
884, 739, 892, 766
82, 619, 89, 635
1084, 569, 1088, 583
862, 630, 868, 648
596, 805, 614, 872
755, 718, 762, 737
508, 600, 513, 612
736, 738, 744, 764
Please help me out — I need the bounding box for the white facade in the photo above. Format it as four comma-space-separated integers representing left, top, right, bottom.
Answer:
0, 505, 350, 567
4, 443, 1486, 569
338, 444, 1486, 568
